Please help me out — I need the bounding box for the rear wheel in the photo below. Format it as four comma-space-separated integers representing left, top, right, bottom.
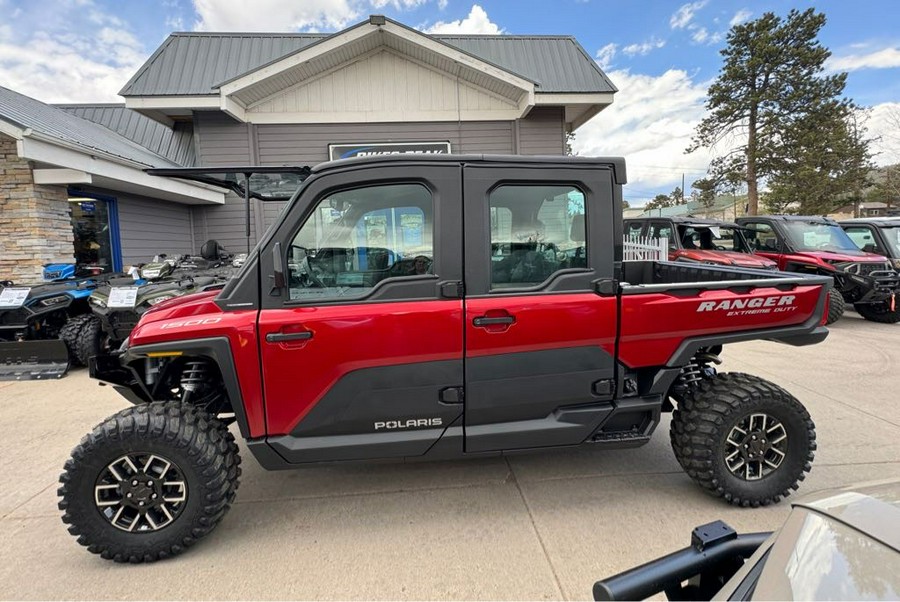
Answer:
825, 288, 845, 325
59, 314, 93, 366
670, 372, 815, 507
58, 402, 241, 562
854, 300, 900, 324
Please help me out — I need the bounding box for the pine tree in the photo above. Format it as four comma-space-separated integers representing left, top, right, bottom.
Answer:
687, 9, 856, 215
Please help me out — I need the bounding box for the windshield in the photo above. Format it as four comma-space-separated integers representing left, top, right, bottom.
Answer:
882, 226, 900, 257
781, 222, 862, 253
677, 225, 750, 253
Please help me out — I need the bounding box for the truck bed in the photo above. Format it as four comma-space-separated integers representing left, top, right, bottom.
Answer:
617, 261, 831, 367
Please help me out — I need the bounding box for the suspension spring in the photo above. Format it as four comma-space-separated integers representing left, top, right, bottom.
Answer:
677, 350, 723, 389
180, 360, 209, 403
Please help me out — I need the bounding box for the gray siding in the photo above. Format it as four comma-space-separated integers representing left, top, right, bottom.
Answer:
192, 112, 258, 251
75, 187, 193, 265
255, 120, 514, 230
519, 107, 565, 155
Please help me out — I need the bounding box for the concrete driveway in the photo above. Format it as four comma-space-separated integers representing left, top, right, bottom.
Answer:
1, 311, 899, 600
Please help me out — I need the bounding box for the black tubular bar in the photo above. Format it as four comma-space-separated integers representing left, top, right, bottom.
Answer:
592, 532, 771, 601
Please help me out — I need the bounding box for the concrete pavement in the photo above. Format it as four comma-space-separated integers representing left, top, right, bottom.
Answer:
1, 310, 899, 600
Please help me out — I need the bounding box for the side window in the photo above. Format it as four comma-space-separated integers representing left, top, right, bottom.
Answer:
649, 222, 676, 250
489, 185, 585, 289
844, 226, 879, 252
743, 222, 778, 251
625, 221, 644, 240
287, 183, 433, 301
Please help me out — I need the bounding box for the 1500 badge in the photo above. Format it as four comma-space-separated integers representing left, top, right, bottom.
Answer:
375, 418, 443, 430
159, 317, 223, 329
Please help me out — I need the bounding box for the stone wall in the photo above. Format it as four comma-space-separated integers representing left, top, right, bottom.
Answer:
0, 134, 75, 284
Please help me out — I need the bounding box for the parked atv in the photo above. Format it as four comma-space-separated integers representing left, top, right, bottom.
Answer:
625, 217, 778, 270
0, 264, 117, 380
737, 215, 900, 324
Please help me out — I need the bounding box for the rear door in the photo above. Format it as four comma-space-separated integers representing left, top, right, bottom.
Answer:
462, 163, 619, 453
257, 163, 464, 463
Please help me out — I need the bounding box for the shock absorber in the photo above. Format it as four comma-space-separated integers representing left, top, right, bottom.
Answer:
677, 349, 723, 389
179, 359, 209, 404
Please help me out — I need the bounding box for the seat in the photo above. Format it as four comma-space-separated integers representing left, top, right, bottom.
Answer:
567, 214, 587, 268
200, 240, 223, 260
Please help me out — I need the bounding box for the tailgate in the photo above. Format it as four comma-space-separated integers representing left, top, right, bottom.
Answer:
617, 275, 831, 368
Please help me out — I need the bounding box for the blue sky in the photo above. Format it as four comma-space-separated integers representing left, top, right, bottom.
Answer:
1, 0, 898, 204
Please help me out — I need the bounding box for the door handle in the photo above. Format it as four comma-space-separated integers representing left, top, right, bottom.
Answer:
265, 331, 313, 343
473, 315, 515, 327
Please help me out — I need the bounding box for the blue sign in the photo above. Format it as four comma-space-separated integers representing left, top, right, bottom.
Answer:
80, 201, 96, 212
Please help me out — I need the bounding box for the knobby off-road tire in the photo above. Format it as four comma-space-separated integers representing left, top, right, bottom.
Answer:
73, 314, 105, 367
59, 314, 94, 367
854, 301, 900, 324
58, 402, 241, 563
825, 288, 845, 325
670, 372, 815, 507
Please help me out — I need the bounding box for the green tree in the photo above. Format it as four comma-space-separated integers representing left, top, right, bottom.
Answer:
765, 109, 872, 214
644, 193, 673, 212
691, 177, 719, 208
670, 186, 685, 205
565, 131, 576, 156
687, 9, 854, 215
622, 199, 631, 209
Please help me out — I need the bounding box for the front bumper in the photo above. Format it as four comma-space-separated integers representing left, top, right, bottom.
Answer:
593, 521, 771, 601
837, 269, 900, 305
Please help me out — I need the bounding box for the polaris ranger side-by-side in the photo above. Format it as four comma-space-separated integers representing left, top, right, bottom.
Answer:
59, 156, 831, 563
737, 215, 900, 324
625, 217, 778, 270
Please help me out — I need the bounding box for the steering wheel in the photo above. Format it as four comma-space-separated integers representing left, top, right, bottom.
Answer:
301, 255, 326, 288
816, 242, 832, 250
715, 245, 726, 251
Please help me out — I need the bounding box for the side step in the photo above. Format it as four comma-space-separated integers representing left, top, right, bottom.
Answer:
0, 340, 70, 381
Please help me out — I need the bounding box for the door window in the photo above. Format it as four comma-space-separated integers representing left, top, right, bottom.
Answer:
843, 226, 881, 253
489, 185, 586, 289
743, 222, 780, 251
649, 222, 676, 250
625, 221, 644, 240
287, 183, 433, 301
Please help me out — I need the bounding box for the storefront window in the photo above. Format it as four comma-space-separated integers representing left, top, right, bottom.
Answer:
69, 198, 115, 273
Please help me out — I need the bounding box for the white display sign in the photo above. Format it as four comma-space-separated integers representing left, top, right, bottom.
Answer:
0, 288, 30, 308
108, 287, 139, 308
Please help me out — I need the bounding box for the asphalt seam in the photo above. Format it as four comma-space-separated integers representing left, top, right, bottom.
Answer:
0, 481, 56, 522
505, 456, 567, 601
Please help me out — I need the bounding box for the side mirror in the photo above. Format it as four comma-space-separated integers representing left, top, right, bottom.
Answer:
862, 243, 877, 254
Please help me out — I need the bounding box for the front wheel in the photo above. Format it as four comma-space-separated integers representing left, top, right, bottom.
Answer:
58, 402, 241, 562
670, 373, 815, 507
854, 300, 900, 324
825, 288, 845, 325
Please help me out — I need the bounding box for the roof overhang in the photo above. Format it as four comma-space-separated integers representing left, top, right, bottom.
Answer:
533, 92, 615, 130
2, 120, 225, 205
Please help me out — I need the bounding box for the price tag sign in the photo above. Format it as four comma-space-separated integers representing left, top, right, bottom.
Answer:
0, 287, 30, 308
108, 287, 139, 308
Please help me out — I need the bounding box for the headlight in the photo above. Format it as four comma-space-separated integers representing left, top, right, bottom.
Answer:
89, 296, 107, 308
147, 294, 175, 306
39, 295, 69, 307
892, 258, 900, 270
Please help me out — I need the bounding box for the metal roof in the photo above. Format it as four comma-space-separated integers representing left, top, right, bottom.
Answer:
56, 104, 196, 166
0, 86, 179, 168
120, 31, 615, 97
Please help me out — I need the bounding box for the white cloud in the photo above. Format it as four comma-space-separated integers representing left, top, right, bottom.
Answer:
622, 37, 665, 57
729, 9, 752, 27
670, 1, 707, 30
192, 0, 359, 31
424, 4, 501, 34
572, 69, 721, 200
596, 43, 617, 69
437, 0, 447, 7
166, 15, 185, 29
370, 0, 428, 9
827, 47, 900, 72
868, 102, 900, 165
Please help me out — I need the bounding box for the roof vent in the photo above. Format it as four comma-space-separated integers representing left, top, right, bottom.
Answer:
369, 15, 386, 25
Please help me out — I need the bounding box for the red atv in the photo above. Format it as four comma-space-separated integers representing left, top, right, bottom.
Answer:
60, 156, 831, 562
625, 217, 777, 270
736, 215, 900, 324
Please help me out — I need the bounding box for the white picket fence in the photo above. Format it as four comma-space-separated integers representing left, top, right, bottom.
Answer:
623, 236, 668, 262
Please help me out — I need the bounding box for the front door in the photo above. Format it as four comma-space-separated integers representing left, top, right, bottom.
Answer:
462, 164, 620, 453
258, 164, 464, 463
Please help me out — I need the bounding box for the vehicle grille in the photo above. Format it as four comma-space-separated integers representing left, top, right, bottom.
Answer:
847, 262, 892, 275
0, 308, 30, 326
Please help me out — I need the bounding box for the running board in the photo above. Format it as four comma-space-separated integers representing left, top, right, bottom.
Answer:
0, 340, 70, 380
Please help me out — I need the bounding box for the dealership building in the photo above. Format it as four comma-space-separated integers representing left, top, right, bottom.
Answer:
0, 16, 616, 282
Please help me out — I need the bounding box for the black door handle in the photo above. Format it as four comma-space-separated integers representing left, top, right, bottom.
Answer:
473, 316, 515, 327
266, 331, 313, 343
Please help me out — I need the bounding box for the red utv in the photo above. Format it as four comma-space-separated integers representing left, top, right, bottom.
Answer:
736, 215, 900, 324
625, 217, 777, 270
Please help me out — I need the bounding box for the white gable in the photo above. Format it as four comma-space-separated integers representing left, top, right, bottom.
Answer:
244, 48, 522, 124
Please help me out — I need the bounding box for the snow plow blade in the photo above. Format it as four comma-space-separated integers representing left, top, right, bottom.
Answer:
0, 340, 70, 380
